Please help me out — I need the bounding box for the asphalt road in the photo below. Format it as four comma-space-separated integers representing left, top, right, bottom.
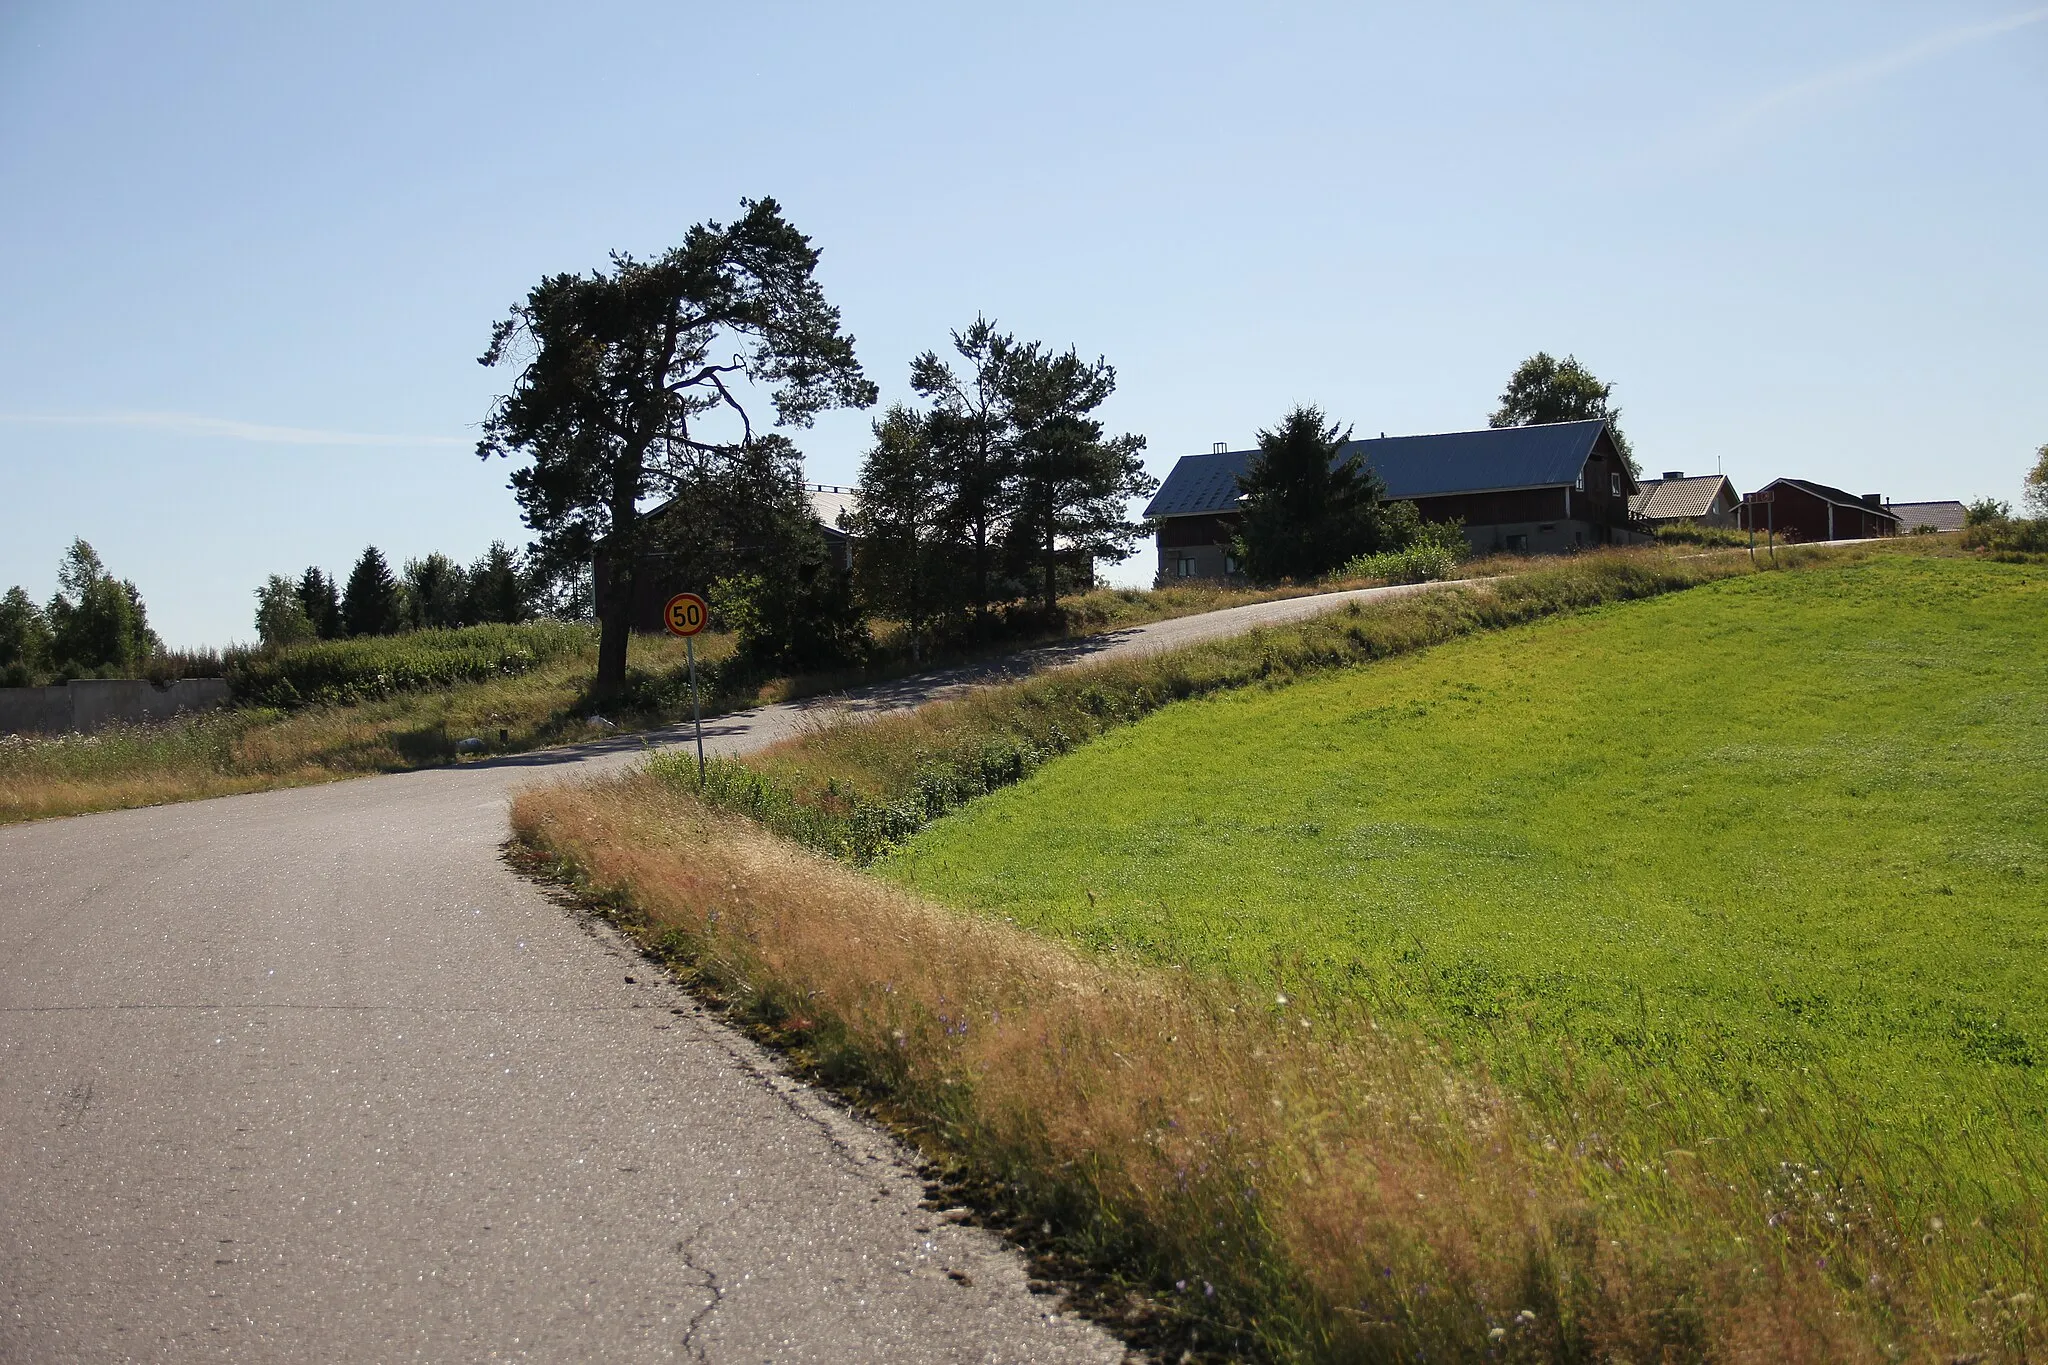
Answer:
0, 581, 1443, 1362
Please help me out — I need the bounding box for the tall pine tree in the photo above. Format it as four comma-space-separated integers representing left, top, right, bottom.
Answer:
1000, 344, 1153, 613
341, 546, 404, 637
477, 198, 875, 691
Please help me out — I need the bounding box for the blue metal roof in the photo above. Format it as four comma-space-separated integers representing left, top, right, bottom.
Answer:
1144, 419, 1616, 518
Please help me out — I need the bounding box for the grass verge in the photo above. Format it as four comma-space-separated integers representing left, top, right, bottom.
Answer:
510, 541, 2022, 1360
512, 769, 1895, 1363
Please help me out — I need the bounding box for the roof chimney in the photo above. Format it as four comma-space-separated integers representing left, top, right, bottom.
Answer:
1862, 493, 1882, 508
1213, 442, 1226, 454
1662, 470, 1684, 480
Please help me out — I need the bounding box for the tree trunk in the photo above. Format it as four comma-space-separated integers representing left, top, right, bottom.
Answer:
1043, 521, 1058, 615
972, 521, 988, 632
595, 557, 633, 693
595, 471, 644, 696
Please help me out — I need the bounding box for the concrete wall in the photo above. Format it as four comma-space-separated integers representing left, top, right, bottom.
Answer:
0, 678, 232, 736
0, 686, 72, 735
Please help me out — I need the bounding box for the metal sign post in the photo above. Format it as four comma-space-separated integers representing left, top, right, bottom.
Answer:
662, 592, 711, 782
1745, 490, 1776, 564
686, 635, 704, 780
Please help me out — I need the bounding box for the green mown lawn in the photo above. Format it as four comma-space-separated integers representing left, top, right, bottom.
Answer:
884, 554, 2048, 1192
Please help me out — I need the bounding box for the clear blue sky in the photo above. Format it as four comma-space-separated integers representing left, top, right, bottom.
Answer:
3, 2, 2043, 647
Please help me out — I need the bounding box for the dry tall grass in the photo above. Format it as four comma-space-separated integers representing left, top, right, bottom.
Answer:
513, 775, 2000, 1363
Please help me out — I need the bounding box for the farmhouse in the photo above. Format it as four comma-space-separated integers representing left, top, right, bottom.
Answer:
1736, 479, 1901, 542
1146, 419, 1647, 581
1887, 500, 1967, 534
1629, 471, 1741, 528
596, 483, 859, 633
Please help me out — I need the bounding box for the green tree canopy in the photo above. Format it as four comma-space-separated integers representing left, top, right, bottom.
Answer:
465, 542, 528, 625
296, 567, 341, 639
1491, 352, 1638, 476
698, 436, 871, 672
341, 546, 404, 637
847, 404, 953, 661
2025, 443, 2048, 518
910, 316, 1024, 624
403, 553, 468, 630
477, 196, 876, 688
0, 585, 53, 687
1965, 497, 2011, 526
255, 576, 319, 650
46, 539, 158, 677
1231, 407, 1399, 583
1000, 343, 1153, 613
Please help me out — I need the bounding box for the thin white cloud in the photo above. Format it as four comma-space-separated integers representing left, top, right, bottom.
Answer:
0, 410, 466, 448
1704, 6, 2048, 147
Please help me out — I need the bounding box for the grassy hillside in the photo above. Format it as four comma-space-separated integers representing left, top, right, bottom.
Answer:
884, 554, 2048, 1268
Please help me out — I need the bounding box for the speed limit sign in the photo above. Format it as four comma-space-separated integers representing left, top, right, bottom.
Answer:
662, 592, 711, 780
663, 592, 708, 637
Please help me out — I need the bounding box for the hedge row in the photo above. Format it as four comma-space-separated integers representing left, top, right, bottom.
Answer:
230, 621, 595, 707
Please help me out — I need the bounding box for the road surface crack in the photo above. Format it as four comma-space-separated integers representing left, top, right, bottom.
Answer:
676, 1228, 724, 1363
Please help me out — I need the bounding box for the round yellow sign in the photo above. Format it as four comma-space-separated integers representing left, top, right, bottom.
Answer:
663, 592, 708, 637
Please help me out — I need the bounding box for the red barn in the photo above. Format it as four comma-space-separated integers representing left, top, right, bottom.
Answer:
1737, 479, 1901, 542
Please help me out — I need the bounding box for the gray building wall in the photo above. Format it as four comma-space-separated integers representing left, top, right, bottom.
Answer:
0, 678, 232, 736
1156, 541, 1241, 585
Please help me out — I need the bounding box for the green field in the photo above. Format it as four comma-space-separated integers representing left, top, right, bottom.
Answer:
884, 555, 2048, 1219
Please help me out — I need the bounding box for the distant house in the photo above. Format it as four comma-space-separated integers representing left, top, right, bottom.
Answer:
805, 483, 859, 569
1144, 419, 1647, 581
1630, 471, 1741, 528
596, 483, 861, 633
1886, 500, 1967, 534
1736, 479, 1900, 542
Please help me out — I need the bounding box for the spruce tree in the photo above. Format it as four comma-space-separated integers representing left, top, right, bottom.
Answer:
341, 546, 403, 637
296, 567, 342, 638
1231, 407, 1390, 583
402, 553, 468, 630
465, 542, 526, 624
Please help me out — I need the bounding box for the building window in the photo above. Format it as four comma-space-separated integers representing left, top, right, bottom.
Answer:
1176, 556, 1197, 577
1504, 534, 1529, 552
1575, 470, 1585, 491
1610, 471, 1621, 495
1224, 554, 1240, 575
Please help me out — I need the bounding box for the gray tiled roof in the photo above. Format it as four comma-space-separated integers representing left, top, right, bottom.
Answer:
1630, 474, 1736, 521
1887, 500, 1966, 533
1145, 419, 1617, 519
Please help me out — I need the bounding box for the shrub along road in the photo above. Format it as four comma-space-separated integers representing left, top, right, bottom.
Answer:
0, 578, 1447, 1362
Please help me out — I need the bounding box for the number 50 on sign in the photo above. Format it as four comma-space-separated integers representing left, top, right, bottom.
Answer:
663, 592, 711, 779
663, 592, 708, 637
